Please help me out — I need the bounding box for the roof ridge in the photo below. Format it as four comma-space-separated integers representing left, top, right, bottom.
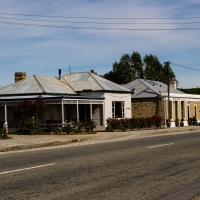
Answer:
90, 73, 104, 90
61, 71, 91, 78
33, 75, 46, 93
61, 77, 76, 92
141, 79, 158, 93
0, 76, 33, 91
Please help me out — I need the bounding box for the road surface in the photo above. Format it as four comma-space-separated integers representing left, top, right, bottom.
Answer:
0, 131, 200, 200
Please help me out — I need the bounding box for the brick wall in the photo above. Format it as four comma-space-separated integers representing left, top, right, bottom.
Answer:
131, 98, 164, 118
187, 101, 200, 121
132, 98, 200, 122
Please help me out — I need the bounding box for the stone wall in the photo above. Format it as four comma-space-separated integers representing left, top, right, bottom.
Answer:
131, 98, 164, 118
166, 100, 200, 121
187, 101, 200, 121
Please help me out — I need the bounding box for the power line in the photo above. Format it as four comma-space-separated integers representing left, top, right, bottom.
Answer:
1, 21, 200, 30
170, 62, 200, 71
1, 12, 200, 20
1, 16, 200, 25
1, 12, 200, 30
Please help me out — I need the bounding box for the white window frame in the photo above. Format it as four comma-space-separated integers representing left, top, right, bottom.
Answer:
112, 101, 124, 118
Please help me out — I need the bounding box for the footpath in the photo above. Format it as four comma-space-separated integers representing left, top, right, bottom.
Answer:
1, 126, 200, 152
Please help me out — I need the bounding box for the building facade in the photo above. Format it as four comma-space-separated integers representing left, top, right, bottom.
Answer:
0, 71, 132, 130
122, 79, 200, 127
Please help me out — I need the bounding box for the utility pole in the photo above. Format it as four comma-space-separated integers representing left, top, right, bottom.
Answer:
164, 61, 170, 127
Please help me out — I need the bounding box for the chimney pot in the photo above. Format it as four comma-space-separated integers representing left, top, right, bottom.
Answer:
58, 69, 61, 80
90, 69, 98, 75
15, 72, 26, 82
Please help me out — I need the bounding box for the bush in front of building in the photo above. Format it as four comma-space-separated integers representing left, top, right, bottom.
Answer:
106, 115, 163, 132
80, 119, 97, 132
21, 117, 40, 135
0, 128, 6, 139
13, 97, 46, 135
62, 120, 97, 134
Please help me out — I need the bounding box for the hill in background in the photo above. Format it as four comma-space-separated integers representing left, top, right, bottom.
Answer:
178, 88, 200, 95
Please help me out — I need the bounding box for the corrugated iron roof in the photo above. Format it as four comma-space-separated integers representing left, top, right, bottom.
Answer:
0, 72, 131, 98
0, 75, 76, 95
121, 79, 185, 98
62, 72, 131, 92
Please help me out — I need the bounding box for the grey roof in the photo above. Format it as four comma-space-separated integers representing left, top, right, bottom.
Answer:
0, 75, 76, 95
121, 79, 185, 98
62, 72, 131, 92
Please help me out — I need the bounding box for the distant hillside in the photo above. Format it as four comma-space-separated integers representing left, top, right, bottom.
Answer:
178, 88, 200, 95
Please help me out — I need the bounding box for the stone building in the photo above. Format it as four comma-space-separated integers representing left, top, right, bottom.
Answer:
122, 79, 200, 127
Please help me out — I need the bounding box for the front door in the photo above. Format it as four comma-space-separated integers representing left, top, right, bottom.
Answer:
79, 105, 90, 121
85, 107, 90, 120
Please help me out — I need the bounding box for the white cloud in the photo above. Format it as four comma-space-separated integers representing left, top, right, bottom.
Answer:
0, 0, 200, 88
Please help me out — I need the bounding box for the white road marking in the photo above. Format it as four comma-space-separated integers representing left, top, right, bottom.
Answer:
0, 163, 56, 175
148, 143, 174, 149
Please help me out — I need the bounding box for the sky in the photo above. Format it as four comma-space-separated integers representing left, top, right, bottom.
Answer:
0, 0, 200, 88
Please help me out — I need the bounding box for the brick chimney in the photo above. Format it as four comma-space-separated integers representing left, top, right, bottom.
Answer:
170, 78, 177, 89
15, 72, 26, 82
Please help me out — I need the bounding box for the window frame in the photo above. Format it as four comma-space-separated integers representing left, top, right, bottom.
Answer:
112, 101, 125, 118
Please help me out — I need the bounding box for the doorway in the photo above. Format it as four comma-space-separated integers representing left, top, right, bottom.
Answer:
85, 107, 91, 120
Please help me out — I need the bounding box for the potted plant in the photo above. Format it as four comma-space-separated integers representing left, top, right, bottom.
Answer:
189, 118, 193, 126
166, 119, 170, 127
175, 118, 179, 127
192, 116, 197, 125
180, 118, 184, 126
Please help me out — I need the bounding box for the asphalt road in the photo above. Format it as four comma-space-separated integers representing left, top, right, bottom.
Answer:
0, 131, 200, 200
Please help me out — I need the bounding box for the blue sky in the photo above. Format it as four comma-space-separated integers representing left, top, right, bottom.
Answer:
0, 0, 200, 88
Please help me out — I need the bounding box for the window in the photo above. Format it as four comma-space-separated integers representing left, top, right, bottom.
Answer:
112, 101, 124, 118
175, 101, 178, 119
181, 101, 185, 119
169, 101, 173, 119
194, 105, 197, 119
187, 105, 190, 120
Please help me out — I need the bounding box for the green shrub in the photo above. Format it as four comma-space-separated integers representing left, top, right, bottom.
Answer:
119, 126, 126, 132
21, 118, 39, 135
62, 125, 84, 134
0, 128, 6, 139
106, 115, 163, 132
62, 126, 73, 133
48, 124, 61, 134
80, 120, 97, 132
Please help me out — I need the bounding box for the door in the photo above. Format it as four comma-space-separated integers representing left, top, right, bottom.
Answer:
85, 107, 90, 120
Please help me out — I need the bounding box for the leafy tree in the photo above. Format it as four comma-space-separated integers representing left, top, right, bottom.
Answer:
13, 97, 46, 134
144, 56, 177, 85
130, 51, 144, 79
102, 51, 177, 85
102, 51, 143, 84
143, 54, 163, 81
103, 56, 134, 84
162, 62, 177, 85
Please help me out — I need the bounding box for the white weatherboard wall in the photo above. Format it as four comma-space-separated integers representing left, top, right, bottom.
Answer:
104, 93, 132, 125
